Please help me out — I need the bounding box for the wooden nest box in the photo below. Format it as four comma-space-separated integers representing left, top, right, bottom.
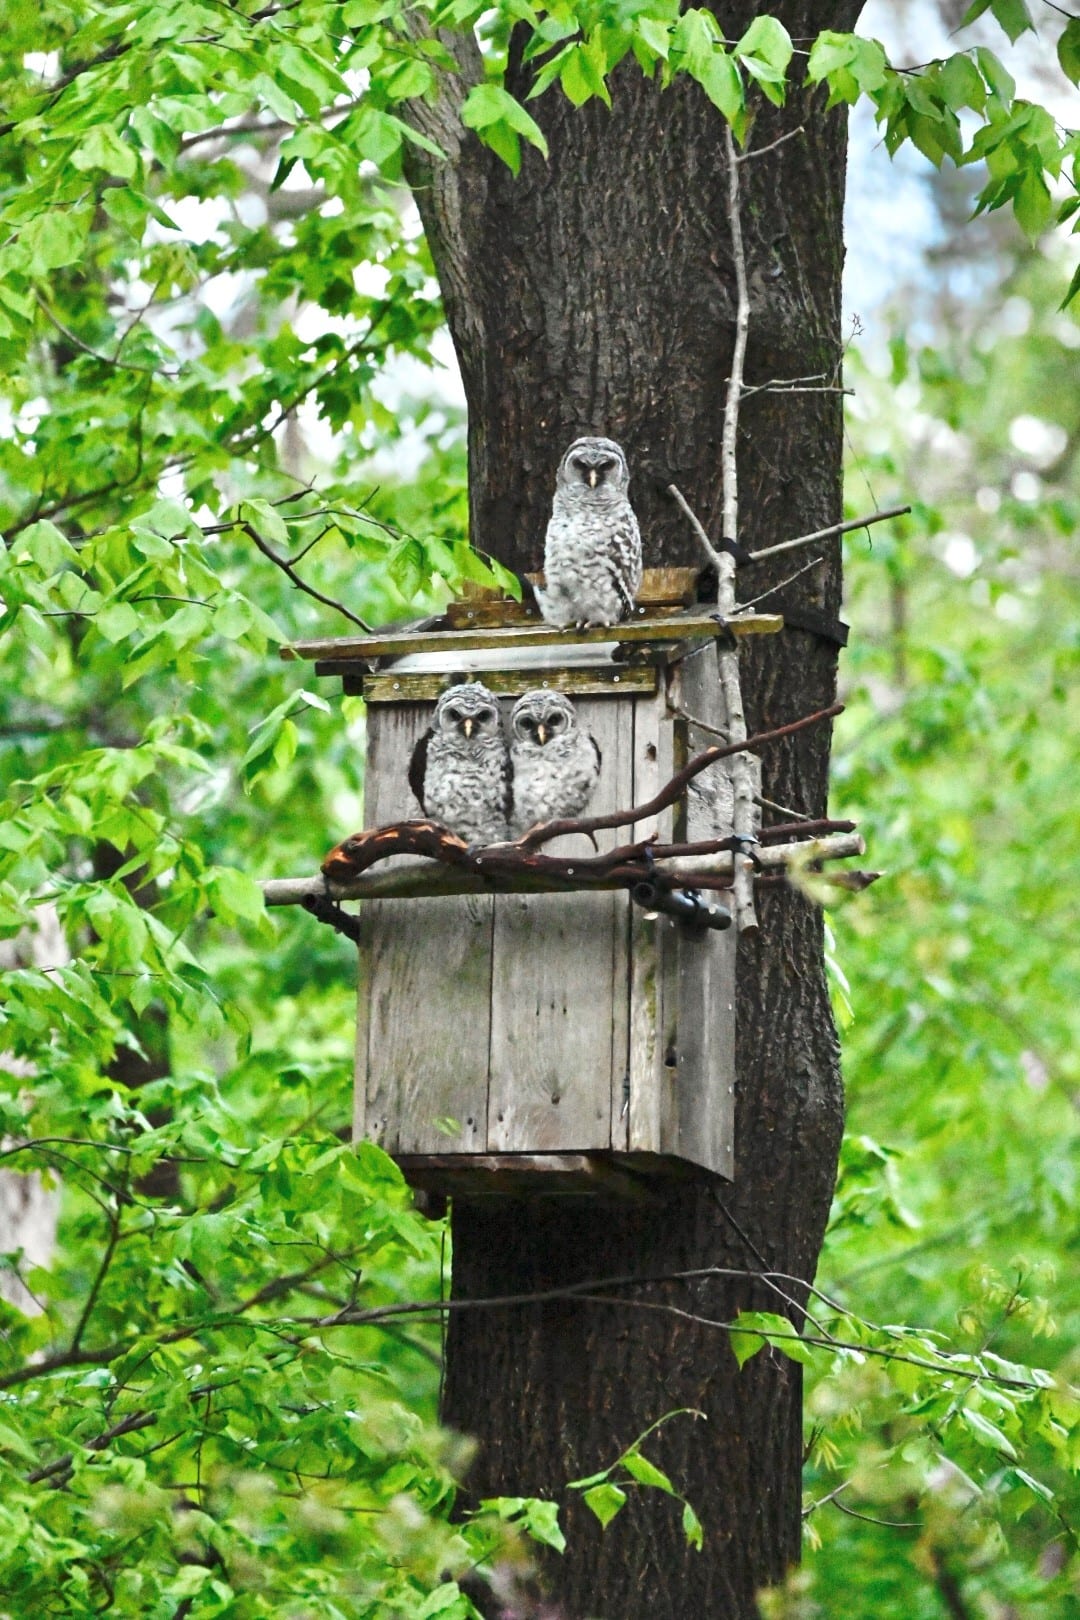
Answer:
287, 571, 782, 1200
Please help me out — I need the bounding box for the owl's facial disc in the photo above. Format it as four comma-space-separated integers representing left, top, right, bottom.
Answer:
515, 701, 571, 744
457, 704, 498, 738
571, 451, 618, 490
436, 683, 500, 738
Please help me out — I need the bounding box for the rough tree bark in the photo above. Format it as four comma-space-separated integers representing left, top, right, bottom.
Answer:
407, 4, 862, 1612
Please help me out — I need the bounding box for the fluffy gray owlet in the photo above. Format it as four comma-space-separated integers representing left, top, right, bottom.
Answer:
535, 437, 643, 629
408, 682, 511, 845
509, 690, 602, 835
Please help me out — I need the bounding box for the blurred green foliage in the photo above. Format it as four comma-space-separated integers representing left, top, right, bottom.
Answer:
787, 243, 1080, 1615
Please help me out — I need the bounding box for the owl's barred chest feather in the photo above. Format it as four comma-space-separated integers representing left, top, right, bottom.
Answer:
510, 731, 601, 834
538, 498, 643, 629
415, 731, 510, 844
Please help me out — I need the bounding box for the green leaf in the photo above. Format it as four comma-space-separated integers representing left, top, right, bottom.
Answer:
697, 51, 742, 120
961, 1405, 1018, 1458
735, 16, 794, 76
682, 1500, 704, 1550
208, 867, 267, 926
1057, 18, 1080, 86
938, 53, 986, 113
730, 1311, 816, 1365
461, 84, 549, 159
637, 16, 671, 60
671, 10, 721, 78
95, 602, 142, 643
729, 1324, 766, 1368
583, 1482, 627, 1527
11, 520, 78, 573
975, 45, 1016, 104
71, 124, 138, 179
1014, 164, 1053, 239
239, 498, 289, 546
962, 0, 1034, 37
21, 209, 91, 274
0, 1416, 38, 1462
1010, 1465, 1054, 1504
621, 1449, 675, 1494
416, 1585, 470, 1619
1059, 259, 1080, 311
523, 1498, 565, 1552
559, 45, 609, 108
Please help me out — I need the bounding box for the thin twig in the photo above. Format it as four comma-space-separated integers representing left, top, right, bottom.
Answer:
26, 1410, 157, 1486
751, 384, 853, 395
666, 702, 729, 743
832, 1499, 921, 1531
69, 1208, 121, 1354
35, 294, 178, 379
736, 124, 805, 162
747, 504, 911, 563
735, 554, 824, 613
803, 1481, 850, 1517
755, 793, 813, 823
740, 370, 828, 397
234, 519, 373, 632
666, 482, 724, 573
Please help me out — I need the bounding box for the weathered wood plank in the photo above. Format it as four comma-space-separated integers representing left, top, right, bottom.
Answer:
487, 699, 632, 1153
357, 667, 657, 703
357, 703, 492, 1157
627, 683, 675, 1157
283, 610, 783, 664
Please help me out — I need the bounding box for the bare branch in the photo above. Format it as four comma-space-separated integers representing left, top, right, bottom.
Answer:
666, 481, 724, 573
736, 125, 805, 163
748, 505, 911, 563
714, 125, 757, 930
735, 554, 824, 613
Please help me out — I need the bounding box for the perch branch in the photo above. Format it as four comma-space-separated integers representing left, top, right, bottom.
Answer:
263, 833, 866, 907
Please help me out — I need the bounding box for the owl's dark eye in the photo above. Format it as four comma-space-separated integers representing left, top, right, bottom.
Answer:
445, 707, 463, 725
548, 712, 567, 731
478, 708, 497, 724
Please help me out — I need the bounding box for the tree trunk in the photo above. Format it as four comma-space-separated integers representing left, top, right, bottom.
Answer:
409, 5, 861, 1612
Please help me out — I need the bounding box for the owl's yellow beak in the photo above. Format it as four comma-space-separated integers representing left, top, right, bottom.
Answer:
587, 467, 598, 488
462, 716, 475, 738
536, 722, 548, 745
